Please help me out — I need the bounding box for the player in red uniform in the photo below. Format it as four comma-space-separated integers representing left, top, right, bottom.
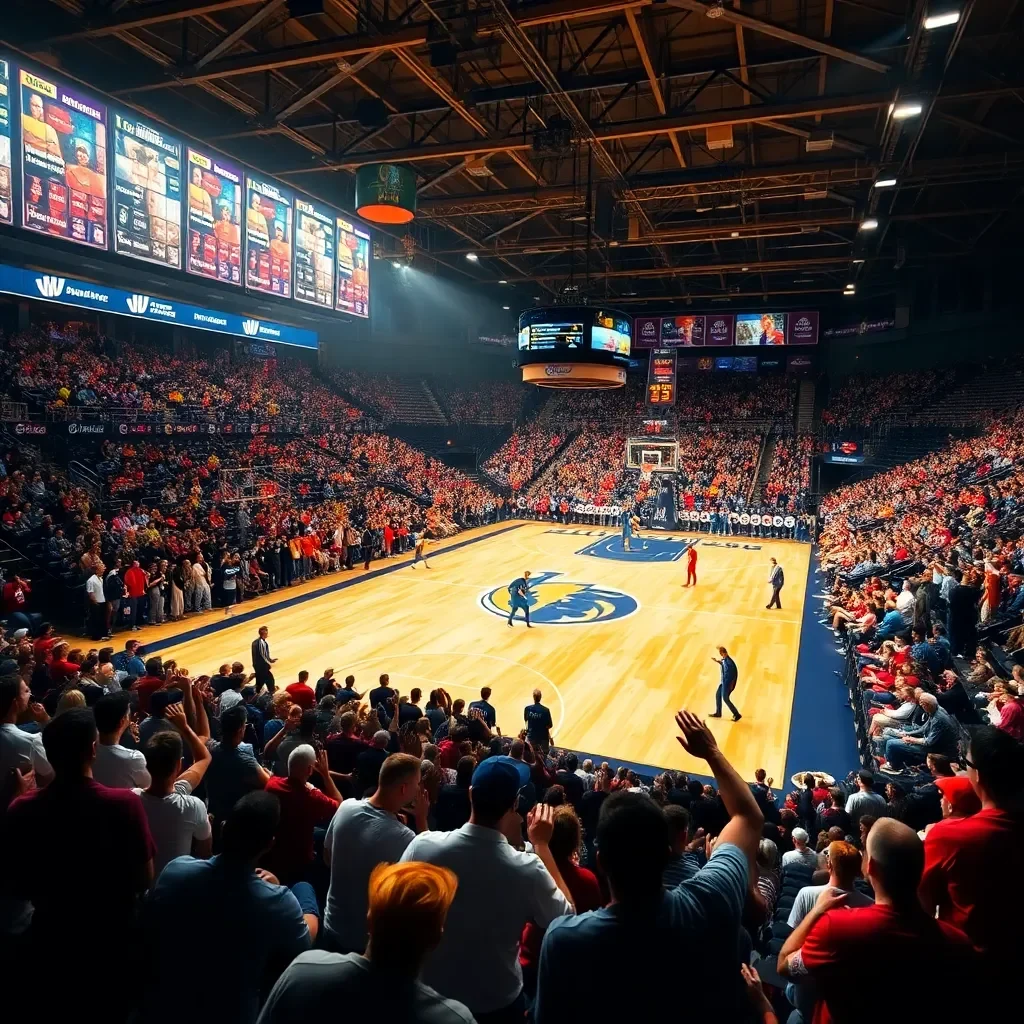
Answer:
685, 545, 698, 587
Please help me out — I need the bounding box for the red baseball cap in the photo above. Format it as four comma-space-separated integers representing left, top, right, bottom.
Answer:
935, 776, 981, 816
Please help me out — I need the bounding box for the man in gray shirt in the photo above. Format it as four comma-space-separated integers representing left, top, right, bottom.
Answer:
257, 861, 473, 1024
845, 770, 888, 827
323, 753, 428, 953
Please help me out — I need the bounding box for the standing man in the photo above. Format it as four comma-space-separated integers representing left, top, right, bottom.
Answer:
252, 625, 277, 693
685, 544, 698, 587
620, 505, 633, 552
767, 557, 784, 610
525, 688, 553, 755
507, 570, 532, 628
710, 646, 741, 721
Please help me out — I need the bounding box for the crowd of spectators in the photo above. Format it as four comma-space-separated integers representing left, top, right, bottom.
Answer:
431, 379, 524, 425
482, 429, 565, 492
820, 369, 956, 431
762, 435, 814, 510
1, 640, 1017, 1024
1, 327, 364, 430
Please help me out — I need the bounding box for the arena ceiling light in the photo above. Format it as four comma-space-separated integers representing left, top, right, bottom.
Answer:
502, 305, 510, 310
924, 9, 960, 30
844, 284, 856, 295
859, 218, 879, 231
498, 279, 508, 284
873, 178, 898, 188
852, 258, 865, 264
890, 100, 924, 120
465, 252, 479, 262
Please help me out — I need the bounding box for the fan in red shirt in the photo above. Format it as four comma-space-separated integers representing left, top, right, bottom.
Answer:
779, 818, 975, 1024
262, 743, 341, 884
1, 575, 31, 614
48, 642, 82, 686
519, 805, 603, 994
919, 725, 1024, 978
285, 671, 316, 710
133, 658, 167, 714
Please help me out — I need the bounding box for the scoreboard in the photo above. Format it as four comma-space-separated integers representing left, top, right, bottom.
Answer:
647, 348, 677, 407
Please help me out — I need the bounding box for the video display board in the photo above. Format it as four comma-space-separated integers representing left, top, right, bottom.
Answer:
647, 348, 677, 406
518, 319, 585, 350
0, 60, 12, 225
186, 146, 242, 284
20, 67, 108, 248
635, 310, 817, 347
336, 216, 370, 317
245, 174, 293, 297
112, 111, 182, 268
294, 194, 335, 309
591, 310, 631, 356
736, 311, 786, 346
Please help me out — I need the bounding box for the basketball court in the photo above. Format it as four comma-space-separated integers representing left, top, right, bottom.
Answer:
129, 520, 811, 781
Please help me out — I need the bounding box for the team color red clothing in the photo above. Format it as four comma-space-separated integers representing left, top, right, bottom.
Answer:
262, 776, 339, 882
285, 681, 316, 709
801, 903, 974, 1024
519, 861, 604, 969
919, 807, 1024, 966
124, 566, 148, 599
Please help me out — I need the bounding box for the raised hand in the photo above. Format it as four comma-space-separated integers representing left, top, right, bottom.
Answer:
674, 710, 718, 761
527, 803, 555, 847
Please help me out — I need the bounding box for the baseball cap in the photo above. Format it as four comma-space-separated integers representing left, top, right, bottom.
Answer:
471, 755, 531, 809
935, 776, 981, 816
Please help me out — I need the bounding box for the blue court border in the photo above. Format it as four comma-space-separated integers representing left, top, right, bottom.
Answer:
142, 522, 526, 655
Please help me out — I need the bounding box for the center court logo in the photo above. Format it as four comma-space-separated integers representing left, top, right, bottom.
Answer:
479, 571, 638, 625
126, 294, 150, 314
36, 276, 66, 299
242, 318, 260, 336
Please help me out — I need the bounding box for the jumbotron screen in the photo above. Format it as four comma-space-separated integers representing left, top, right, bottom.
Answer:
112, 111, 182, 268
517, 306, 631, 366
245, 174, 293, 298
0, 60, 12, 225
294, 194, 335, 309
20, 68, 108, 249
186, 146, 242, 284
2, 51, 374, 321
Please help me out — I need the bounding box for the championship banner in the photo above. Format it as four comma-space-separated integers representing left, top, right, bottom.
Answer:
649, 478, 678, 530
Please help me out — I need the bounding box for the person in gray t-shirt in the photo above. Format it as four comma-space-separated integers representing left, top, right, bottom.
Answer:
323, 753, 428, 952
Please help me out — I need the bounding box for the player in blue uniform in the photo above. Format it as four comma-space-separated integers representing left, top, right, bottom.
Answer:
621, 506, 633, 551
507, 570, 532, 627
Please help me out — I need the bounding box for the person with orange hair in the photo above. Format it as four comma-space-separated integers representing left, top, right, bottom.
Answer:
256, 861, 474, 1023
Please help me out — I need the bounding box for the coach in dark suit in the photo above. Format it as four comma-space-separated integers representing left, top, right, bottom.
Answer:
767, 558, 784, 610
251, 624, 277, 692
710, 646, 741, 721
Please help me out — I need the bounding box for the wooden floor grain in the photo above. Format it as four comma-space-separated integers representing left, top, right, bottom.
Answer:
126, 522, 809, 779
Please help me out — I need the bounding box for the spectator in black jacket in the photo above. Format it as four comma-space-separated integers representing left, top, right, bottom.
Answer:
103, 560, 126, 638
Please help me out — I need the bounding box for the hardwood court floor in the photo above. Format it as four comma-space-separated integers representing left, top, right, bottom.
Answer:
126, 521, 810, 780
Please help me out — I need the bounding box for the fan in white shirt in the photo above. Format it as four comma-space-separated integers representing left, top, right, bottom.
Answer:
0, 676, 53, 785
92, 691, 151, 790
134, 695, 213, 877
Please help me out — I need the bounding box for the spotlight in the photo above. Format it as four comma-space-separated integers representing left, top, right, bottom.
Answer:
502, 305, 510, 310
859, 218, 879, 231
852, 258, 865, 264
924, 10, 960, 30
873, 178, 897, 189
465, 252, 479, 262
844, 284, 856, 294
890, 101, 923, 120
741, 266, 749, 271
730, 231, 739, 238
498, 279, 508, 284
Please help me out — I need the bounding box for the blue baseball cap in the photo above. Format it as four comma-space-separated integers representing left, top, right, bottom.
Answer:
472, 755, 531, 809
